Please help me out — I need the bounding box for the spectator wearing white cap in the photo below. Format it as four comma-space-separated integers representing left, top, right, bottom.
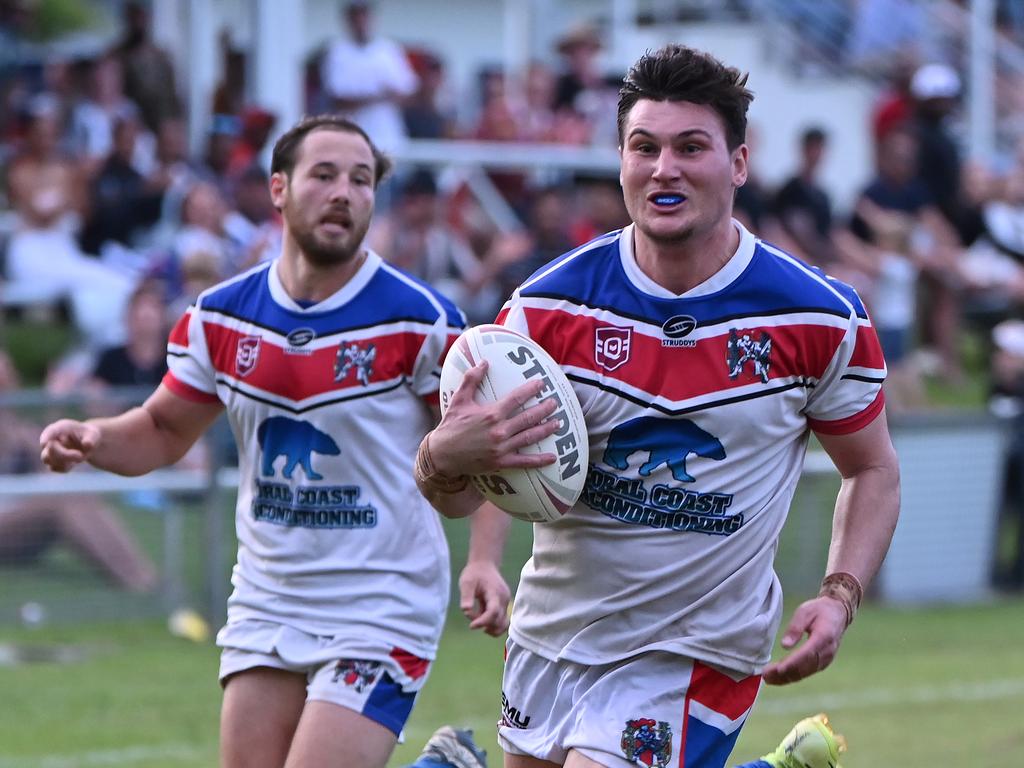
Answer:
910, 63, 965, 236
909, 62, 971, 381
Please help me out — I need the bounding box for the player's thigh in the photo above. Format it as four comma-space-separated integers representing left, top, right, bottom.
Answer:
221, 666, 308, 768
284, 700, 397, 768
564, 750, 609, 768
503, 749, 605, 768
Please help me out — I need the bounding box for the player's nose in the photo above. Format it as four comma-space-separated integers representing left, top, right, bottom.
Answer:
651, 148, 680, 181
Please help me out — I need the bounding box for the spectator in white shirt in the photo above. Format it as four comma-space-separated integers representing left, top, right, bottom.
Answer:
320, 1, 417, 153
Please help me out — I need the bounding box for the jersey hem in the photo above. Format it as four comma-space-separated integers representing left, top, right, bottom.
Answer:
508, 628, 767, 676
219, 614, 441, 662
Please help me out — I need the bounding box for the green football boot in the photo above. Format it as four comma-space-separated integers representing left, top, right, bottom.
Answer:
761, 713, 846, 768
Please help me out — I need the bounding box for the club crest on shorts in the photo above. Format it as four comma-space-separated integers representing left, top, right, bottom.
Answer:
620, 718, 672, 768
595, 325, 632, 371
236, 335, 262, 377
726, 328, 772, 383
331, 659, 381, 692
334, 341, 377, 386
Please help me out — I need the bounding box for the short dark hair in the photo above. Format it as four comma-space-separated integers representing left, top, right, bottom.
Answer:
801, 126, 827, 151
270, 114, 392, 186
617, 45, 753, 150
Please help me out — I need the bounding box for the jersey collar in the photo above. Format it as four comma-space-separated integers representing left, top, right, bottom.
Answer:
618, 219, 756, 299
267, 249, 382, 313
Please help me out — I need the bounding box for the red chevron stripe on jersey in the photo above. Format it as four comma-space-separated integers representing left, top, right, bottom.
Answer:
522, 307, 845, 400
202, 323, 427, 400
850, 322, 886, 369
168, 311, 191, 347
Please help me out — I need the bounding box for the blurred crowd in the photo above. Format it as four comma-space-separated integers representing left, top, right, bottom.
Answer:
2, 0, 1024, 416
1, 0, 1024, 587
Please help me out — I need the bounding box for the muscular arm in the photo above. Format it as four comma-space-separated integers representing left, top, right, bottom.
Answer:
40, 384, 224, 476
763, 412, 900, 685
422, 402, 514, 634
819, 413, 901, 584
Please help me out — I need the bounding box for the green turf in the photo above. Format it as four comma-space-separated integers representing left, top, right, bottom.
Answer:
2, 494, 1022, 767
1, 595, 1023, 766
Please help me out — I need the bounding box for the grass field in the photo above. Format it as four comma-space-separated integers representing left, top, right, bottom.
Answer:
1, 593, 1023, 767
1, 477, 1022, 767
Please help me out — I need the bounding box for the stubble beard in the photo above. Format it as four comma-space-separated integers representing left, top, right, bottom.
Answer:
291, 215, 371, 267
635, 214, 696, 248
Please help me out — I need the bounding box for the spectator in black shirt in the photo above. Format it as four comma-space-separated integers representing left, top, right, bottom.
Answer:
91, 281, 168, 389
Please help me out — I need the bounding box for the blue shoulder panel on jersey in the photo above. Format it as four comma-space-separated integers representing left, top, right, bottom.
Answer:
198, 262, 464, 334
517, 232, 858, 324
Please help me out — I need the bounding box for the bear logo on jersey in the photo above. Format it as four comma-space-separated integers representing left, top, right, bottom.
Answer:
603, 416, 725, 483
236, 335, 261, 377
595, 325, 632, 371
620, 718, 672, 768
257, 416, 341, 480
334, 342, 377, 386
726, 328, 772, 383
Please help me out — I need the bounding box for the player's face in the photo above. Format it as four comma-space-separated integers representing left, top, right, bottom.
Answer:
272, 128, 377, 267
619, 99, 747, 247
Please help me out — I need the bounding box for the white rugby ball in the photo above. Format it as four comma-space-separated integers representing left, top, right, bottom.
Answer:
439, 324, 589, 523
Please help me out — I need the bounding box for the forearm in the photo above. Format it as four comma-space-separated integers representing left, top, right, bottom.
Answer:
81, 386, 220, 476
83, 406, 187, 476
825, 463, 900, 587
467, 502, 511, 565
416, 472, 487, 519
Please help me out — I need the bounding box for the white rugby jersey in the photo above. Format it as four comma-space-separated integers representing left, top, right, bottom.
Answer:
164, 252, 463, 659
497, 221, 886, 674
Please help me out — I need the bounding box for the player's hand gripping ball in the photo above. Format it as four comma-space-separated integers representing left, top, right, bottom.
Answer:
440, 324, 588, 523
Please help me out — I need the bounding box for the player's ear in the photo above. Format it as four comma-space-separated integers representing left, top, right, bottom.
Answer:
731, 144, 748, 189
269, 171, 288, 211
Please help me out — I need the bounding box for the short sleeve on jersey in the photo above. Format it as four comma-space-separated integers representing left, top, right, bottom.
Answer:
164, 304, 220, 402
805, 311, 887, 434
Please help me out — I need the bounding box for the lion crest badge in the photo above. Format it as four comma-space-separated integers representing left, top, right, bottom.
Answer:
621, 718, 672, 768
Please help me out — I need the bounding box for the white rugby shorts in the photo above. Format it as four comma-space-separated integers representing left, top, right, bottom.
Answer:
218, 619, 432, 736
498, 640, 762, 768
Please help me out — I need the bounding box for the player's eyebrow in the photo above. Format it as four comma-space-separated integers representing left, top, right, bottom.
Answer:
309, 160, 373, 174
627, 128, 713, 141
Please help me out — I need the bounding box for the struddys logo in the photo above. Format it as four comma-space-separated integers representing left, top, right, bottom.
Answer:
236, 335, 261, 377
726, 328, 772, 383
331, 659, 381, 692
334, 341, 376, 386
595, 325, 632, 371
285, 327, 316, 356
662, 314, 698, 348
621, 718, 672, 768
